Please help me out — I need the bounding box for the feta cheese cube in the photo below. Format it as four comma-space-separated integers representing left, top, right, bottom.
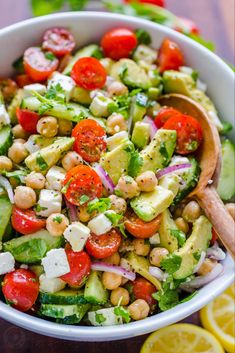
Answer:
64, 222, 90, 252
149, 233, 160, 245
88, 213, 112, 235
45, 166, 66, 191
0, 104, 10, 129
0, 252, 15, 275
23, 83, 46, 98
39, 274, 66, 293
48, 72, 76, 102
89, 95, 113, 117
36, 189, 62, 217
41, 248, 70, 279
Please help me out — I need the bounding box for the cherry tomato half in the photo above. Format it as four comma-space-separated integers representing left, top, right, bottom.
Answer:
23, 47, 59, 82
15, 74, 33, 88
0, 78, 18, 103
154, 107, 181, 129
101, 28, 137, 60
163, 114, 203, 154
2, 269, 39, 312
125, 0, 165, 6
16, 108, 40, 134
86, 229, 122, 259
63, 165, 103, 206
72, 119, 107, 163
11, 206, 46, 235
158, 38, 184, 73
71, 57, 106, 90
42, 27, 75, 57
132, 277, 157, 308
125, 211, 162, 239
60, 249, 91, 287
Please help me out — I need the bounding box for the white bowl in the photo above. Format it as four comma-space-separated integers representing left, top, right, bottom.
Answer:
0, 12, 234, 342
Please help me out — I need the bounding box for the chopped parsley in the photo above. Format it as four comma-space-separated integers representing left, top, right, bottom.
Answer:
193, 251, 201, 261
38, 102, 53, 115
45, 52, 56, 61
170, 229, 186, 247
95, 312, 106, 324
160, 254, 182, 274
128, 150, 144, 178
135, 28, 152, 45
36, 154, 48, 171
45, 83, 65, 102
87, 198, 111, 214
34, 204, 48, 212
79, 195, 90, 205
105, 211, 127, 237
114, 306, 131, 323
53, 216, 63, 224
159, 141, 169, 167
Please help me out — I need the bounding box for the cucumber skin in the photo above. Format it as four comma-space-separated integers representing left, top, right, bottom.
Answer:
217, 139, 235, 200
40, 304, 78, 319
0, 126, 13, 155
56, 304, 91, 324
0, 195, 12, 241
84, 271, 108, 305
39, 290, 87, 305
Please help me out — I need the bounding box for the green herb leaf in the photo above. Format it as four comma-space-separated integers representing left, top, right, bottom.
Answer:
87, 198, 111, 214
135, 28, 152, 45
153, 288, 179, 311
46, 83, 66, 104
170, 229, 186, 247
80, 195, 90, 205
193, 251, 201, 261
114, 306, 131, 323
12, 56, 24, 74
159, 141, 169, 167
53, 215, 63, 224
34, 204, 48, 212
186, 33, 215, 52
31, 0, 65, 16
220, 120, 233, 134
180, 290, 198, 304
45, 52, 56, 61
161, 254, 182, 274
105, 211, 123, 226
36, 154, 48, 171
95, 312, 106, 324
128, 150, 144, 178
38, 102, 53, 115
67, 0, 89, 10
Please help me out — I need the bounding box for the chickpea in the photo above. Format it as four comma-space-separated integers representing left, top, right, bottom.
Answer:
62, 151, 83, 171
46, 213, 69, 237
107, 113, 127, 135
182, 201, 201, 223
119, 239, 134, 253
120, 258, 132, 285
128, 299, 150, 321
102, 252, 120, 265
0, 156, 13, 171
225, 203, 235, 221
77, 205, 92, 223
110, 287, 130, 306
25, 172, 46, 190
174, 204, 185, 218
12, 124, 30, 139
175, 217, 189, 234
149, 247, 169, 267
107, 81, 128, 98
14, 138, 27, 144
14, 186, 36, 209
115, 175, 140, 199
109, 195, 127, 214
136, 171, 158, 192
102, 272, 122, 290
58, 119, 73, 136
37, 116, 58, 137
197, 258, 218, 276
8, 142, 28, 164
133, 239, 150, 256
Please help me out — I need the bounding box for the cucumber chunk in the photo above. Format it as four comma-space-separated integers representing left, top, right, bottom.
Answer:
41, 304, 78, 319
84, 271, 108, 304
39, 289, 87, 305
217, 140, 235, 200
0, 195, 12, 241
56, 304, 91, 324
0, 126, 13, 155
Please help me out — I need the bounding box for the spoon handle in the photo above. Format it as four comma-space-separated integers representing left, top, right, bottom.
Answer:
197, 186, 235, 259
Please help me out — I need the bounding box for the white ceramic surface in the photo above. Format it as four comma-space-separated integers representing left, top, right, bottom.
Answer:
0, 12, 234, 342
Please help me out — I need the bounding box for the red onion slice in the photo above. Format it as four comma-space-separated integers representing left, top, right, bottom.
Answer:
0, 175, 14, 204
193, 251, 206, 274
206, 242, 226, 261
91, 262, 136, 281
92, 163, 115, 194
156, 163, 192, 179
143, 116, 157, 139
64, 197, 78, 222
149, 266, 166, 281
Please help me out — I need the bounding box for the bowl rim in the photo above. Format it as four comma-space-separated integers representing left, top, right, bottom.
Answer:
0, 11, 234, 341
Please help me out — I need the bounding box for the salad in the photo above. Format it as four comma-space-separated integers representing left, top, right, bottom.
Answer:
0, 27, 234, 327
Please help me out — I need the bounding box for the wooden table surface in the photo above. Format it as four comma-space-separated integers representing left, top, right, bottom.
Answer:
0, 1, 234, 352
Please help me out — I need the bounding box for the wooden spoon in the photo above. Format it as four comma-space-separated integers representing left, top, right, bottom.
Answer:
158, 93, 235, 259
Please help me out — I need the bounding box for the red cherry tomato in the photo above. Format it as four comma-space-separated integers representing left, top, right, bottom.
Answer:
132, 277, 157, 307
15, 74, 33, 88
86, 229, 122, 259
72, 119, 107, 163
42, 27, 75, 57
63, 165, 103, 206
23, 47, 59, 82
2, 269, 39, 312
124, 211, 162, 239
0, 78, 18, 103
71, 57, 106, 90
16, 108, 40, 134
60, 250, 91, 287
163, 114, 203, 155
11, 206, 46, 235
158, 38, 184, 73
154, 107, 182, 129
101, 28, 137, 60
176, 17, 200, 35
124, 0, 165, 6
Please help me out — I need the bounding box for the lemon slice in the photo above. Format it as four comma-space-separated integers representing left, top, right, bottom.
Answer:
200, 284, 235, 353
141, 323, 224, 353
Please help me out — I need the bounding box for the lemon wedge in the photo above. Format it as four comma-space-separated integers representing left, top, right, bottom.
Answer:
200, 284, 235, 353
140, 323, 224, 353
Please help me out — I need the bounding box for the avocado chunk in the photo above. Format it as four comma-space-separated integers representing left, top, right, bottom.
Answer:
39, 288, 86, 305
172, 216, 212, 279
139, 129, 177, 174
100, 140, 134, 184
127, 252, 161, 290
132, 122, 150, 149
159, 209, 179, 253
3, 230, 63, 263
107, 131, 129, 151
84, 271, 108, 304
130, 185, 174, 222
159, 174, 181, 197
0, 195, 12, 241
25, 137, 74, 174
110, 59, 151, 90
217, 140, 235, 200
7, 89, 23, 125
26, 135, 61, 150
130, 93, 148, 124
